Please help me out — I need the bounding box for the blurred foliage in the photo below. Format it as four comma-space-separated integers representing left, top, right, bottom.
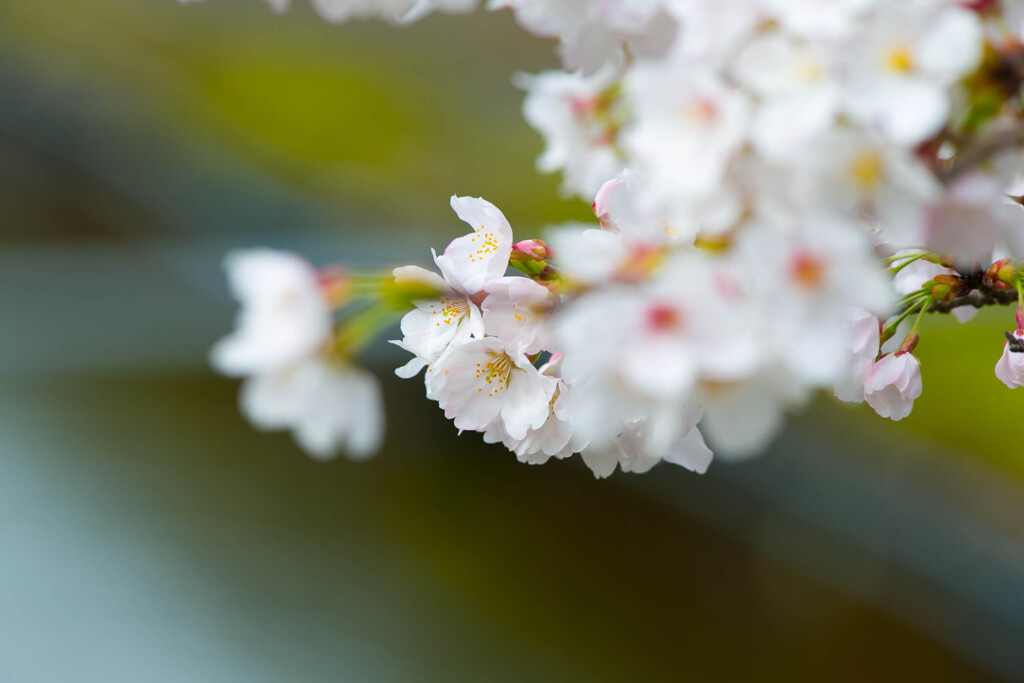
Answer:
0, 0, 590, 234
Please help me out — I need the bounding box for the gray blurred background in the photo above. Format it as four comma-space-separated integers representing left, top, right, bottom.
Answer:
1, 1, 1024, 680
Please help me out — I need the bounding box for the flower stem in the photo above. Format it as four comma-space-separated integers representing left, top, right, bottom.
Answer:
883, 298, 929, 341
884, 251, 929, 264
910, 299, 929, 336
889, 254, 929, 276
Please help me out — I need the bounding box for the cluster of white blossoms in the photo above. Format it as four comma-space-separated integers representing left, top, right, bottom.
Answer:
204, 0, 1024, 476
211, 250, 384, 459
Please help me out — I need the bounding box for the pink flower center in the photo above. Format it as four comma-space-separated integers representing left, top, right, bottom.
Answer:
790, 252, 825, 290
646, 303, 682, 332
686, 98, 718, 126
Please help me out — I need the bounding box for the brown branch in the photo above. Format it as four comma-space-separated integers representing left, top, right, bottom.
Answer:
926, 288, 1018, 312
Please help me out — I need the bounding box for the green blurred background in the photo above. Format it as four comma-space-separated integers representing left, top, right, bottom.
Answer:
1, 1, 1023, 680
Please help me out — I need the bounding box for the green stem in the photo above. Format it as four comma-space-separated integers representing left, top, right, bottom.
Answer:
889, 254, 928, 276
883, 299, 928, 338
897, 288, 930, 304
884, 251, 929, 264
910, 300, 929, 336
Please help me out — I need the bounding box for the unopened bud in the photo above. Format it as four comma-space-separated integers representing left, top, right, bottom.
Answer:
509, 240, 559, 282
927, 274, 961, 302
513, 239, 550, 260
984, 258, 1016, 290
998, 261, 1018, 285
896, 333, 920, 356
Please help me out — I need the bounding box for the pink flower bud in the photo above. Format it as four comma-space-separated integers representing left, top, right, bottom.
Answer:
512, 239, 550, 260
864, 352, 922, 421
995, 330, 1024, 389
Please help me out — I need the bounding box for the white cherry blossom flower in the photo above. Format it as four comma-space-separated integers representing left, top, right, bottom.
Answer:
782, 129, 940, 247
428, 337, 556, 439
211, 249, 331, 377
738, 218, 894, 385
844, 3, 984, 145
625, 64, 750, 202
437, 195, 514, 296
864, 350, 923, 421
733, 32, 840, 160
518, 68, 624, 199
241, 358, 384, 460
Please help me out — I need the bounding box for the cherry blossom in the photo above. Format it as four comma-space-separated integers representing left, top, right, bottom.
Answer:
427, 337, 556, 439
210, 249, 331, 377
242, 358, 384, 459
864, 349, 923, 421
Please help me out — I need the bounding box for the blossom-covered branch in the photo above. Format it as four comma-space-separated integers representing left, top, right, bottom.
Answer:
200, 0, 1024, 476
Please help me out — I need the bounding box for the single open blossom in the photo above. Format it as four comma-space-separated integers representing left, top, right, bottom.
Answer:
995, 328, 1024, 389
437, 195, 514, 296
625, 64, 750, 203
733, 32, 840, 161
241, 358, 384, 459
210, 249, 331, 377
845, 3, 983, 145
427, 337, 556, 439
864, 350, 922, 421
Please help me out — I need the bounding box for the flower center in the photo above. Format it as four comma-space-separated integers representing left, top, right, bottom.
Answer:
849, 152, 883, 192
475, 352, 514, 397
685, 98, 718, 126
430, 296, 469, 327
790, 251, 826, 290
885, 46, 914, 74
468, 226, 501, 263
646, 303, 682, 332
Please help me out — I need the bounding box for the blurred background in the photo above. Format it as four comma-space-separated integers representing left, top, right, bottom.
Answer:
1, 1, 1023, 680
